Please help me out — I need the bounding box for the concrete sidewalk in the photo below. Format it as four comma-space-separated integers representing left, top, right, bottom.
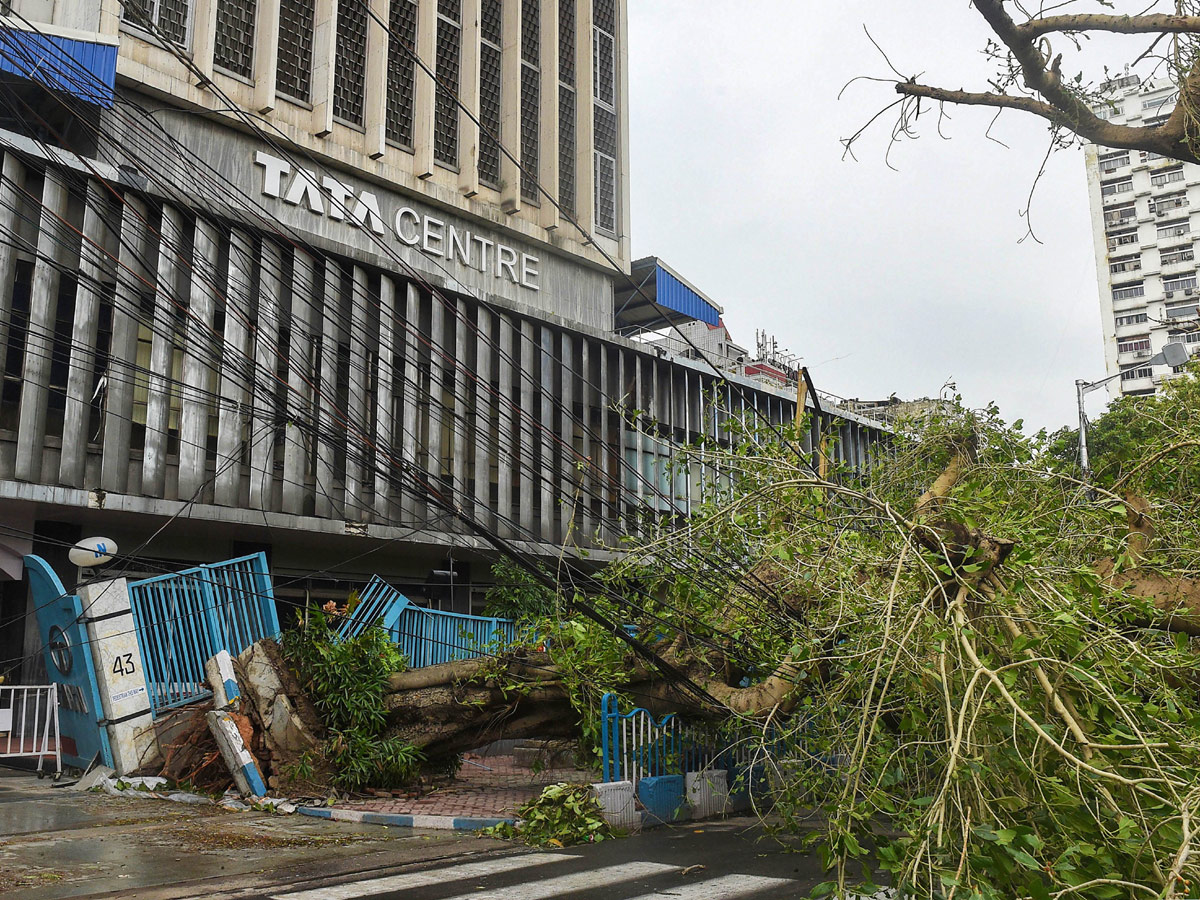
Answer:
0, 768, 489, 900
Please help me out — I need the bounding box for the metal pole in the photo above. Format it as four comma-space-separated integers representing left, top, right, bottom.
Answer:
1076, 379, 1090, 480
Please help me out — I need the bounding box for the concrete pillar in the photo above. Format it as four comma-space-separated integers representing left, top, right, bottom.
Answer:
473, 306, 493, 529
364, 0, 391, 159
427, 296, 447, 497
78, 578, 156, 776
518, 319, 536, 535
560, 331, 575, 540
539, 326, 555, 542
16, 169, 69, 483
413, 0, 438, 178
574, 0, 594, 234
215, 230, 253, 507
344, 266, 371, 519
374, 274, 397, 521
451, 298, 470, 520
311, 0, 337, 136
538, 0, 559, 230
283, 252, 316, 516
458, 0, 481, 197
59, 181, 111, 488
249, 241, 283, 511
578, 337, 592, 541
253, 0, 282, 113
400, 283, 422, 524
102, 196, 149, 495
0, 153, 27, 380
500, 0, 523, 214
496, 313, 515, 537
315, 263, 342, 518
141, 204, 184, 500
177, 218, 219, 501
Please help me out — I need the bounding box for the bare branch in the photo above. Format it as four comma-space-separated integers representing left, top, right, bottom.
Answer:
1017, 13, 1200, 40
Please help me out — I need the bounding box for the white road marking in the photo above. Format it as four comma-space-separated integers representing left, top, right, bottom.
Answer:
433, 860, 678, 899
625, 873, 794, 899
271, 852, 565, 900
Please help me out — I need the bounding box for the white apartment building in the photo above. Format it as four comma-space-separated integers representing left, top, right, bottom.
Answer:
1085, 74, 1200, 398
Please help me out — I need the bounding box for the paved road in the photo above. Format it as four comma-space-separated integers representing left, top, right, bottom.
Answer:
218, 819, 888, 900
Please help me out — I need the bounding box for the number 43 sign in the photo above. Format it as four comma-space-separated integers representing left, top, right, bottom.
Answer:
111, 653, 136, 676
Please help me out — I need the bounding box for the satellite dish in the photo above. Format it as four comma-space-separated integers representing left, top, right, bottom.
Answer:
68, 537, 117, 568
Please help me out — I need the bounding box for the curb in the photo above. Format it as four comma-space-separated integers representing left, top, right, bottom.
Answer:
297, 806, 514, 831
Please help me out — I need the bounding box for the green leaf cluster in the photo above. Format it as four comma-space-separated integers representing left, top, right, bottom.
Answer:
483, 782, 617, 847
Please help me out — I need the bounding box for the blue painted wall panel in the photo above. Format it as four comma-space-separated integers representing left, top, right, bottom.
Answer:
655, 266, 720, 326
0, 29, 117, 107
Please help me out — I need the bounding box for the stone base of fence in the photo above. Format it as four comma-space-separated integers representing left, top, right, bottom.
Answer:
637, 774, 687, 824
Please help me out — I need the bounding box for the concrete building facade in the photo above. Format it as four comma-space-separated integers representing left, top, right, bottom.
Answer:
0, 2, 887, 682
1086, 74, 1200, 399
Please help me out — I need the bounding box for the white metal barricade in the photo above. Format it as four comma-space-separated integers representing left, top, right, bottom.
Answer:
0, 684, 61, 778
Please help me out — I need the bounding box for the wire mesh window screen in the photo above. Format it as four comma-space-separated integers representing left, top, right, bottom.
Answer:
277, 0, 315, 102
593, 27, 614, 106
434, 9, 462, 165
479, 41, 503, 185
558, 0, 575, 85
214, 0, 257, 77
594, 0, 615, 34
482, 0, 503, 45
333, 0, 369, 124
559, 85, 576, 215
521, 0, 540, 64
386, 0, 419, 146
520, 63, 540, 201
124, 0, 192, 45
594, 102, 616, 158
438, 0, 461, 17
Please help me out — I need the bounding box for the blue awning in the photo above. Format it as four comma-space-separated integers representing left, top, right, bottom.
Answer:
655, 264, 720, 326
0, 28, 117, 107
614, 257, 723, 333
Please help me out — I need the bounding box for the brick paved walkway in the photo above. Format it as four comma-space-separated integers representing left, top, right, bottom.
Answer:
337, 754, 597, 820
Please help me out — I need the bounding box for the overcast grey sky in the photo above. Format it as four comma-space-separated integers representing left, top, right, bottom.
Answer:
626, 2, 1125, 434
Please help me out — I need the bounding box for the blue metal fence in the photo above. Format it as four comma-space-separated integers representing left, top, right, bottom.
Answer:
599, 692, 793, 786
128, 552, 280, 717
336, 575, 519, 668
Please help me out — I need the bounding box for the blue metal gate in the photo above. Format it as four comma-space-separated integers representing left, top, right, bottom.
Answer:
128, 552, 280, 717
25, 555, 112, 769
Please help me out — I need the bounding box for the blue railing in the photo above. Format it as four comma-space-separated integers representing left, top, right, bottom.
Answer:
599, 692, 795, 786
336, 575, 518, 668
129, 552, 280, 717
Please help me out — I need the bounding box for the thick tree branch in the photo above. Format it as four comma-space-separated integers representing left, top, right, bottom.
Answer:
1017, 14, 1200, 40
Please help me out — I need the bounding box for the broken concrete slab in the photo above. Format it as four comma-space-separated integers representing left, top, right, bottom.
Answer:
237, 640, 322, 789
205, 649, 242, 708
69, 765, 115, 792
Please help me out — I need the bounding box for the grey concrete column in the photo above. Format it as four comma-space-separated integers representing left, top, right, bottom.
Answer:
315, 263, 342, 519
16, 169, 70, 483
518, 320, 536, 536
344, 265, 370, 520
426, 297, 446, 497
473, 306, 493, 530
578, 336, 593, 542
59, 181, 112, 488
374, 274, 397, 523
141, 203, 184, 499
249, 241, 283, 511
0, 153, 27, 375
631, 352, 643, 529
282, 251, 316, 516
616, 347, 628, 536
101, 195, 149, 494
400, 283, 423, 525
177, 218, 219, 501
214, 230, 253, 508
496, 313, 515, 537
539, 326, 555, 543
451, 298, 469, 524
559, 331, 575, 542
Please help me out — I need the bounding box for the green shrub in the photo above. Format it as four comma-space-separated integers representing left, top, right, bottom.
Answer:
280, 605, 423, 791
484, 782, 617, 847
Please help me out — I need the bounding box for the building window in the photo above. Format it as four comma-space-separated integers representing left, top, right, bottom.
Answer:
386, 0, 419, 147
1157, 220, 1190, 241
1117, 336, 1151, 353
1143, 150, 1169, 163
1151, 167, 1186, 187
1104, 203, 1136, 227
558, 0, 576, 216
1143, 92, 1178, 111
434, 1, 462, 167
1151, 192, 1188, 215
520, 0, 541, 202
333, 0, 369, 125
479, 0, 503, 185
1146, 113, 1171, 128
1163, 274, 1197, 293
1109, 254, 1141, 275
1101, 178, 1133, 197
1112, 282, 1145, 301
1115, 312, 1149, 327
1162, 246, 1195, 267
1121, 365, 1154, 381
1098, 152, 1129, 174
277, 0, 315, 102
1168, 330, 1200, 345
124, 0, 192, 45
593, 0, 617, 233
1107, 228, 1138, 251
1166, 303, 1199, 318
214, 0, 256, 77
